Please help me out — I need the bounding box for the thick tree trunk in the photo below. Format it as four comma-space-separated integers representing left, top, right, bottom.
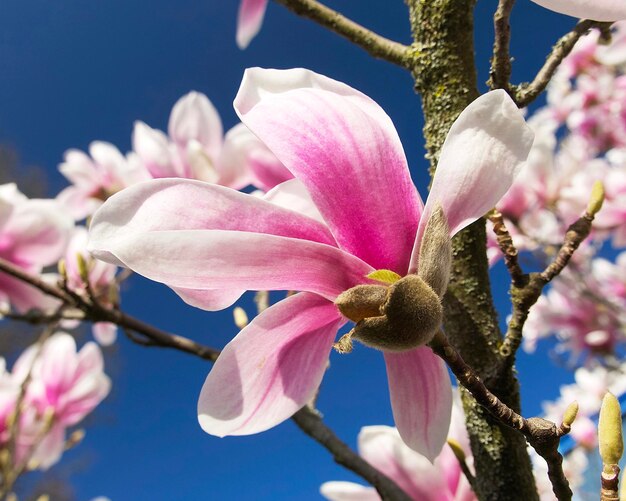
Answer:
404, 2, 539, 499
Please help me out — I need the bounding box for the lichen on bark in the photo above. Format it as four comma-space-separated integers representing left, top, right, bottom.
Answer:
404, 1, 539, 499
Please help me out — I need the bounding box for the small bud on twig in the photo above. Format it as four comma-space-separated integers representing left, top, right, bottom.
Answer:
587, 181, 605, 217
599, 392, 623, 469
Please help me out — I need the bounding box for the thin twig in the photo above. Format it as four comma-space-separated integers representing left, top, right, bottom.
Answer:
430, 331, 573, 501
488, 0, 516, 91
0, 258, 411, 500
488, 210, 526, 287
292, 406, 412, 501
273, 0, 410, 67
499, 208, 596, 363
514, 20, 612, 107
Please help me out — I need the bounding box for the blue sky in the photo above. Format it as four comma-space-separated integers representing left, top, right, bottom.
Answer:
0, 1, 583, 499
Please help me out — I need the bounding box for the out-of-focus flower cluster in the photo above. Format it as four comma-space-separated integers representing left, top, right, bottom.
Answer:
0, 87, 287, 488
491, 22, 626, 358
57, 91, 290, 222
0, 332, 109, 473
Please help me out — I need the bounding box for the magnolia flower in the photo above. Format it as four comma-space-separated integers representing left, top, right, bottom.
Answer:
0, 184, 72, 312
531, 0, 626, 21
321, 394, 475, 501
11, 333, 111, 469
237, 0, 268, 49
132, 91, 291, 190
64, 227, 119, 345
57, 141, 151, 221
88, 68, 533, 459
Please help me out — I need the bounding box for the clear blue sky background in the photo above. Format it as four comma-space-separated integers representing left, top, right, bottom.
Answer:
0, 1, 582, 499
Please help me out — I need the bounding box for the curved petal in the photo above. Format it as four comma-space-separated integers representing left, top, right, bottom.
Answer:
92, 322, 118, 346
235, 68, 423, 274
531, 0, 626, 21
89, 178, 335, 248
384, 347, 453, 462
89, 229, 373, 301
3, 200, 73, 267
263, 179, 325, 223
217, 123, 291, 191
320, 482, 380, 501
358, 426, 450, 500
198, 292, 343, 436
237, 0, 269, 49
171, 287, 244, 312
410, 90, 533, 272
168, 91, 223, 160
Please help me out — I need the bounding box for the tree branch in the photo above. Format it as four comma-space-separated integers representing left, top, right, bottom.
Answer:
273, 0, 410, 67
514, 20, 612, 107
0, 258, 411, 500
430, 331, 573, 501
488, 0, 516, 91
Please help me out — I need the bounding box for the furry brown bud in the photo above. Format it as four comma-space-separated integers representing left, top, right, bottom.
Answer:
335, 284, 388, 322
351, 275, 442, 351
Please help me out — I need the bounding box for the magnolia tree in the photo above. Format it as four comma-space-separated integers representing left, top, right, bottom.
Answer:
5, 1, 626, 500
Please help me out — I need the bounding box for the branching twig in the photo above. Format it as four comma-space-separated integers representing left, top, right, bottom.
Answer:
488, 210, 526, 287
430, 331, 573, 501
514, 20, 612, 107
0, 258, 411, 500
499, 206, 597, 363
488, 0, 516, 91
273, 0, 410, 67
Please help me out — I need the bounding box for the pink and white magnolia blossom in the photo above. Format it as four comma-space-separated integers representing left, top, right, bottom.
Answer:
0, 184, 72, 313
320, 393, 476, 501
132, 90, 291, 190
88, 68, 533, 459
57, 141, 151, 221
236, 0, 268, 49
8, 333, 110, 469
64, 227, 119, 345
531, 0, 626, 21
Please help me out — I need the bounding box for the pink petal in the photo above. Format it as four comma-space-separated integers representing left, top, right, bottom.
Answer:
198, 292, 343, 436
92, 322, 118, 346
263, 179, 325, 223
132, 121, 178, 178
235, 68, 423, 274
358, 426, 450, 500
217, 123, 291, 191
30, 423, 66, 470
320, 482, 380, 501
171, 287, 244, 312
384, 347, 453, 462
168, 91, 223, 160
531, 0, 626, 20
89, 178, 335, 247
3, 200, 73, 267
0, 273, 61, 313
410, 90, 533, 272
236, 0, 269, 49
90, 229, 372, 301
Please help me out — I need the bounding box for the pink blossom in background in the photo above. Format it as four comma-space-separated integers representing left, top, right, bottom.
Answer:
530, 0, 626, 21
236, 0, 268, 49
132, 90, 291, 190
0, 184, 72, 313
320, 393, 476, 501
6, 333, 110, 470
64, 227, 119, 345
524, 253, 626, 355
57, 141, 151, 221
88, 68, 533, 459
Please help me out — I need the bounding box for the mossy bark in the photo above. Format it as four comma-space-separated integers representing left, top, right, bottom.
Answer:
404, 2, 539, 499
